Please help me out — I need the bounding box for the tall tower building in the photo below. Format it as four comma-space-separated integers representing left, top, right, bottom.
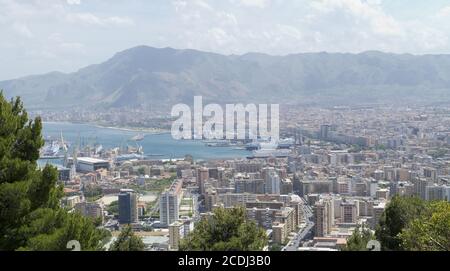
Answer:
313, 198, 334, 237
313, 200, 329, 237
160, 179, 183, 227
197, 167, 209, 194
264, 168, 280, 195
118, 189, 138, 225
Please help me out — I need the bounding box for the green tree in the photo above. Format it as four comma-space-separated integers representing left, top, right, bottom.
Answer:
110, 225, 145, 251
137, 167, 146, 176
375, 196, 427, 251
180, 207, 268, 251
399, 201, 450, 251
343, 226, 375, 251
0, 92, 107, 251
106, 200, 119, 216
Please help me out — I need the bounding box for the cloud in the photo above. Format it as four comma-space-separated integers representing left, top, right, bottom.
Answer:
2, 0, 450, 80
66, 13, 134, 26
437, 5, 450, 18
232, 0, 270, 8
67, 0, 81, 5
12, 23, 33, 38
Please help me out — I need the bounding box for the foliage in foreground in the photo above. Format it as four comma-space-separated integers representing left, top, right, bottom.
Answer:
180, 207, 268, 251
109, 225, 145, 251
0, 92, 108, 251
344, 226, 375, 251
376, 196, 450, 251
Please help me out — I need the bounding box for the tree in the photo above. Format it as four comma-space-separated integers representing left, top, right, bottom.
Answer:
399, 201, 450, 251
106, 200, 119, 216
180, 207, 268, 251
344, 226, 375, 251
110, 225, 145, 251
137, 167, 146, 176
0, 92, 107, 251
375, 196, 427, 251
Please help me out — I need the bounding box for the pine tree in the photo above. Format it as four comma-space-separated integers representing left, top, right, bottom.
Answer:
343, 226, 375, 251
0, 92, 107, 251
180, 207, 268, 251
110, 225, 145, 251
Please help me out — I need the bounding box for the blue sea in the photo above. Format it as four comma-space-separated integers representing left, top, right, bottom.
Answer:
41, 122, 250, 161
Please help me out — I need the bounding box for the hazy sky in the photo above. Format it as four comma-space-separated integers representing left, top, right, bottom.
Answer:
2, 0, 450, 80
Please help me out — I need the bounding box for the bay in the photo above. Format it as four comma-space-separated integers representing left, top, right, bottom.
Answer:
41, 122, 250, 161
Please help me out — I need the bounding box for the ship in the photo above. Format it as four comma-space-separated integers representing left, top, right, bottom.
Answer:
247, 149, 292, 159
130, 134, 145, 141
245, 142, 260, 151
204, 140, 231, 147
39, 132, 69, 159
277, 138, 295, 149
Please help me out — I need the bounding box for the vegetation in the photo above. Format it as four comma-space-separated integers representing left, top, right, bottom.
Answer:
109, 225, 145, 251
375, 196, 450, 251
0, 93, 108, 251
180, 207, 268, 251
146, 177, 175, 192
399, 201, 450, 251
344, 226, 375, 251
375, 196, 427, 251
84, 185, 103, 202
137, 167, 146, 176
106, 200, 119, 216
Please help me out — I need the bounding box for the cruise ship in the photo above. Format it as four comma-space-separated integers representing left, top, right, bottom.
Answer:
40, 133, 69, 159
245, 138, 295, 150
277, 138, 295, 149
247, 149, 292, 159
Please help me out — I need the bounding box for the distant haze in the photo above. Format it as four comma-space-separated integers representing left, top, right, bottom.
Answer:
3, 1, 450, 80
1, 46, 450, 109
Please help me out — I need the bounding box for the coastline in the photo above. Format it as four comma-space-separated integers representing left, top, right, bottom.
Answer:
43, 121, 170, 135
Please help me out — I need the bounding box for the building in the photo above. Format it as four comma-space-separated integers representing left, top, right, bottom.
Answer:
75, 202, 104, 223
280, 179, 293, 195
314, 199, 331, 237
425, 185, 445, 201
371, 202, 386, 229
169, 221, 184, 251
118, 189, 138, 225
63, 195, 82, 208
320, 125, 331, 140
197, 168, 209, 194
340, 202, 358, 224
219, 193, 257, 208
76, 157, 110, 173
56, 165, 71, 182
160, 179, 183, 227
234, 178, 265, 194
272, 222, 286, 245
376, 189, 389, 200
264, 168, 281, 195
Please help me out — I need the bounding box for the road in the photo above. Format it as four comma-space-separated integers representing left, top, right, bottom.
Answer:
283, 201, 314, 251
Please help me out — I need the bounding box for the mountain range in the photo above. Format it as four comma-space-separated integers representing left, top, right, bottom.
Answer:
2, 45, 450, 110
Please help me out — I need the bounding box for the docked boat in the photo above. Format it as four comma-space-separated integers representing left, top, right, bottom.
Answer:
130, 134, 145, 141
277, 138, 295, 149
247, 149, 291, 159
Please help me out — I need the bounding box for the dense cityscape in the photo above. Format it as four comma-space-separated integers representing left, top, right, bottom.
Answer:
46, 104, 450, 251
1, 0, 450, 259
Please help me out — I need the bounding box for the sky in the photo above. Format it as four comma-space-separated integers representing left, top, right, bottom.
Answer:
2, 0, 450, 80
